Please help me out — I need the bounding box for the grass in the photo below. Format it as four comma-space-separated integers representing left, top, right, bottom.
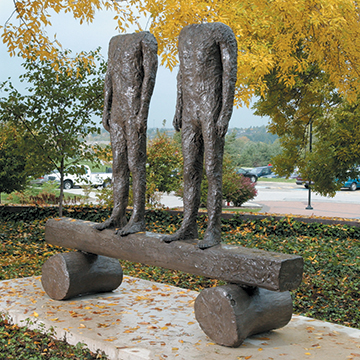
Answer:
0, 207, 359, 357
222, 207, 261, 213
257, 177, 297, 183
0, 183, 87, 206
0, 316, 107, 359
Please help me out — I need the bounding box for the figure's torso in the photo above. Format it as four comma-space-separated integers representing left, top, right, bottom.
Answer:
178, 24, 224, 99
108, 33, 145, 93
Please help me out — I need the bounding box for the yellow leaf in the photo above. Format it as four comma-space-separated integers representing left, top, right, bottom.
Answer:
33, 312, 39, 317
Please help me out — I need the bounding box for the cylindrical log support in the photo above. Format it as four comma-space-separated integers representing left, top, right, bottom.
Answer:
194, 284, 293, 347
41, 251, 123, 300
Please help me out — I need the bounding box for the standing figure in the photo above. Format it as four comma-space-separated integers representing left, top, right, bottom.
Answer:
162, 22, 237, 249
94, 32, 158, 235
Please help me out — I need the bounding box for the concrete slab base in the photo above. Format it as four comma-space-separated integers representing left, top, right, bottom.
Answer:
0, 276, 359, 360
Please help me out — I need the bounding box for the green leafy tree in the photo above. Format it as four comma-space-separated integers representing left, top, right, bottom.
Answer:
252, 63, 358, 196
0, 123, 29, 200
238, 140, 282, 168
147, 131, 183, 194
0, 49, 106, 215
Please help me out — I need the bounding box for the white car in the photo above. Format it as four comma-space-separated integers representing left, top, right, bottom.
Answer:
36, 165, 112, 189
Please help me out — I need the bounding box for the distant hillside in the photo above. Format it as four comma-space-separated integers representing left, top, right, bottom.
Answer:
148, 125, 277, 142
229, 126, 278, 144
86, 125, 277, 144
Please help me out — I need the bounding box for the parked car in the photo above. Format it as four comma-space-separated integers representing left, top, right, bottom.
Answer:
343, 178, 360, 191
252, 165, 273, 178
296, 176, 314, 188
30, 171, 60, 186
32, 165, 112, 189
236, 168, 258, 183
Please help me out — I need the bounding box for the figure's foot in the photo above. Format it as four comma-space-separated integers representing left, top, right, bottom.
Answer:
115, 220, 146, 236
198, 229, 221, 249
93, 216, 127, 231
161, 226, 198, 243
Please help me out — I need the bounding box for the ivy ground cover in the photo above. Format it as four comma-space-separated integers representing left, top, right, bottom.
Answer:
0, 207, 359, 334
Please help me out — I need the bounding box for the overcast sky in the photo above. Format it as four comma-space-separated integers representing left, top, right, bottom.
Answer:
0, 0, 270, 130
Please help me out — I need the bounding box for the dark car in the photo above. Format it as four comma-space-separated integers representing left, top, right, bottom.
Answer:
236, 168, 258, 183
253, 165, 274, 178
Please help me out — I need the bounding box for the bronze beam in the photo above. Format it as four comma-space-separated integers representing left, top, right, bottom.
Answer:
45, 218, 303, 292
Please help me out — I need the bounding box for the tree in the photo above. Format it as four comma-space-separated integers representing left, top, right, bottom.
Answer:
0, 122, 28, 199
2, 0, 360, 104
238, 140, 282, 168
0, 49, 106, 215
252, 62, 360, 196
147, 131, 183, 195
224, 130, 281, 168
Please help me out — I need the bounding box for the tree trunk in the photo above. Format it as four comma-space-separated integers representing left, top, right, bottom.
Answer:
59, 158, 64, 217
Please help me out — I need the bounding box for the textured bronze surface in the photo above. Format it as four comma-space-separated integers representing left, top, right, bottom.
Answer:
162, 22, 238, 249
45, 218, 303, 291
194, 284, 293, 347
41, 251, 123, 300
94, 31, 158, 236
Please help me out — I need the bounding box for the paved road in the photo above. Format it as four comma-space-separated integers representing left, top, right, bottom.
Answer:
252, 181, 360, 219
255, 181, 360, 204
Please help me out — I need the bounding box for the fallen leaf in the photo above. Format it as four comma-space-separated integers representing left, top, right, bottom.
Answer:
97, 323, 110, 328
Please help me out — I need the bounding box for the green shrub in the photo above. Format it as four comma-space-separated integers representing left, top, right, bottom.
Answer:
222, 172, 257, 206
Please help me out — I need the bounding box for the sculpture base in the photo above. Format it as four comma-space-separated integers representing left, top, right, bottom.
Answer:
41, 252, 123, 300
194, 284, 293, 347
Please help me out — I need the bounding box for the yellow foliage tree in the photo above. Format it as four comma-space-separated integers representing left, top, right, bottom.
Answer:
2, 0, 360, 104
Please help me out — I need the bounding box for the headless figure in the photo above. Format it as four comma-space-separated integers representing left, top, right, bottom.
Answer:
94, 32, 158, 236
162, 23, 237, 249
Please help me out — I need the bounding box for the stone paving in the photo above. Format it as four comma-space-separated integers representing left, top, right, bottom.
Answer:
0, 276, 359, 360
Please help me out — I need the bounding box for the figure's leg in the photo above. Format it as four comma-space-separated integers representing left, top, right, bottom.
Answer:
94, 122, 129, 230
116, 128, 147, 236
162, 120, 203, 242
198, 113, 225, 249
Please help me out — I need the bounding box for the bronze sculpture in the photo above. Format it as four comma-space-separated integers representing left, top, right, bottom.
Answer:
94, 32, 158, 235
162, 22, 238, 249
42, 25, 304, 349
